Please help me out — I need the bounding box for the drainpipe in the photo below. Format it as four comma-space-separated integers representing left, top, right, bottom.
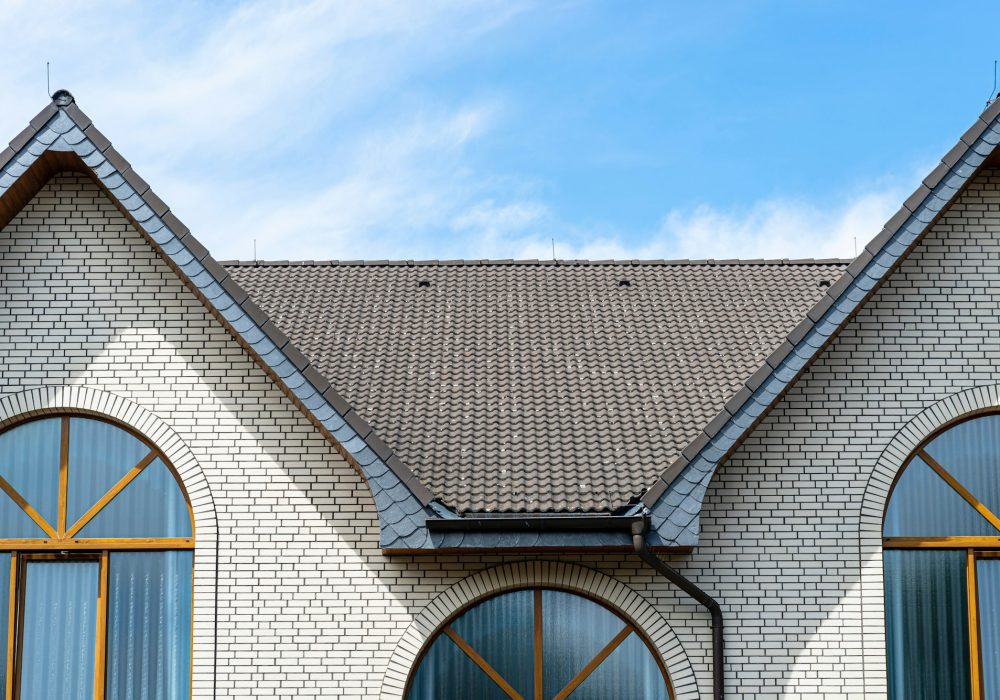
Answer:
631, 518, 725, 700
425, 511, 725, 697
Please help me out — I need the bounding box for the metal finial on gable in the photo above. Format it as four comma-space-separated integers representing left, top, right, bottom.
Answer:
51, 89, 74, 107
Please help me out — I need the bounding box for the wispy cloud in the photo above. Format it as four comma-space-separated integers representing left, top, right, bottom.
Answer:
0, 1, 920, 263
501, 184, 910, 262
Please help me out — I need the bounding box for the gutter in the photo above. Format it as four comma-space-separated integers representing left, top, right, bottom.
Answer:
426, 511, 724, 698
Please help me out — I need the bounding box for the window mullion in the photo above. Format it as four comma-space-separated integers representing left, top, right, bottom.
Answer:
93, 550, 109, 700
57, 417, 69, 538
969, 550, 984, 700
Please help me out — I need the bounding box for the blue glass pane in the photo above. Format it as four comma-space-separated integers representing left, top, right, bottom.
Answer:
78, 459, 191, 539
979, 559, 1000, 700
884, 549, 970, 700
67, 417, 150, 527
19, 560, 99, 700
925, 416, 1000, 521
107, 552, 192, 700
0, 418, 61, 530
569, 629, 670, 700
883, 456, 999, 537
407, 633, 510, 700
0, 492, 46, 539
450, 590, 533, 699
542, 589, 626, 699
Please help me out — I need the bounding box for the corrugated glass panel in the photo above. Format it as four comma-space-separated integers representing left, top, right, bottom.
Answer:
884, 549, 970, 700
18, 560, 99, 700
450, 589, 533, 698
925, 415, 1000, 520
0, 492, 46, 539
569, 629, 669, 700
542, 589, 626, 699
407, 632, 510, 700
0, 418, 60, 529
979, 559, 1000, 700
106, 551, 192, 700
883, 455, 999, 537
78, 459, 191, 539
67, 417, 149, 527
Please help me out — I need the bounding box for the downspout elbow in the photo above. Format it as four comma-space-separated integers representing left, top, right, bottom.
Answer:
631, 521, 725, 700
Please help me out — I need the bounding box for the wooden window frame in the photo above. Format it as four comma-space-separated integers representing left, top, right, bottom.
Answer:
403, 586, 675, 700
882, 415, 1000, 700
0, 414, 195, 699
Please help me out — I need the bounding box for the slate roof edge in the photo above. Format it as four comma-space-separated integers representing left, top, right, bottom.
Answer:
218, 258, 853, 267
0, 93, 448, 550
641, 99, 1000, 547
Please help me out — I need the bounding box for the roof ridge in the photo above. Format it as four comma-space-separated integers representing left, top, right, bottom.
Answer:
218, 257, 853, 268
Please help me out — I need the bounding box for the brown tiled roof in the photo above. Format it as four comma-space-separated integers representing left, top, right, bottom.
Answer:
225, 258, 848, 513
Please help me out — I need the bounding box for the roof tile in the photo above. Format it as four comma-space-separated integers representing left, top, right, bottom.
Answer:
228, 259, 845, 512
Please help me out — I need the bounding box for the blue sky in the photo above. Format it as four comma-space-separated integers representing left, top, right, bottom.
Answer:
1, 1, 998, 260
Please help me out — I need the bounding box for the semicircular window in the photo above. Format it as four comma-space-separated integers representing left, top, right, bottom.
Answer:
406, 588, 673, 700
0, 415, 191, 542
883, 413, 1000, 699
0, 415, 194, 699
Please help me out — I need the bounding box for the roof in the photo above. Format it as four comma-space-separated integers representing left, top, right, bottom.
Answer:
225, 258, 847, 513
0, 92, 437, 551
640, 98, 1000, 547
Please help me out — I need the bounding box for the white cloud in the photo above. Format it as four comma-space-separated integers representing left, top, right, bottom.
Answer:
0, 1, 923, 264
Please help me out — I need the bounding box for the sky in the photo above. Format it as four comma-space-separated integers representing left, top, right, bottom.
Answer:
0, 0, 998, 261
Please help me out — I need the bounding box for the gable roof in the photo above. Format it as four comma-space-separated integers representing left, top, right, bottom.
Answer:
225, 258, 846, 514
0, 92, 437, 550
641, 98, 1000, 547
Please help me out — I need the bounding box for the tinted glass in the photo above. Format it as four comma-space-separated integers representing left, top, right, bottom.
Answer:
406, 589, 671, 699
884, 549, 970, 700
79, 459, 191, 539
571, 629, 671, 700
18, 560, 100, 700
541, 589, 625, 698
979, 559, 1000, 700
67, 417, 149, 527
106, 551, 193, 700
450, 589, 533, 698
883, 455, 999, 537
0, 418, 61, 529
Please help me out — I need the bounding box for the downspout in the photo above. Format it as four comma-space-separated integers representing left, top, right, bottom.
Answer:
631, 518, 725, 700
425, 511, 725, 697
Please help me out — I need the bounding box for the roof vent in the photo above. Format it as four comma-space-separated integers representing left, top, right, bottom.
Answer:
618, 279, 632, 288
818, 279, 832, 288
51, 89, 74, 107
417, 280, 431, 288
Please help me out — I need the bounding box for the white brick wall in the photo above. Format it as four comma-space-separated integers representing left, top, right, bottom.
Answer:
6, 168, 994, 698
0, 175, 708, 698
695, 168, 1000, 697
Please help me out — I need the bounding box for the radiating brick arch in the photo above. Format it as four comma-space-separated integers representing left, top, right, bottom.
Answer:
381, 560, 698, 700
0, 384, 219, 697
859, 383, 1000, 695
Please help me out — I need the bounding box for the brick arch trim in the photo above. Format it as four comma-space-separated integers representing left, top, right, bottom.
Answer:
0, 384, 219, 697
380, 560, 699, 700
859, 383, 1000, 695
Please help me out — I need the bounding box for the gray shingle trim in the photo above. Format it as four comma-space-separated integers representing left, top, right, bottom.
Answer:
642, 103, 1000, 547
0, 97, 445, 550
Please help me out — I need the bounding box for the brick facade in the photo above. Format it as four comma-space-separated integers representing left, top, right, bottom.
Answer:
4, 167, 998, 697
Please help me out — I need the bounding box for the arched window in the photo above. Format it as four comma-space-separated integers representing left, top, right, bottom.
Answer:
0, 415, 193, 699
406, 588, 673, 700
883, 413, 1000, 699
